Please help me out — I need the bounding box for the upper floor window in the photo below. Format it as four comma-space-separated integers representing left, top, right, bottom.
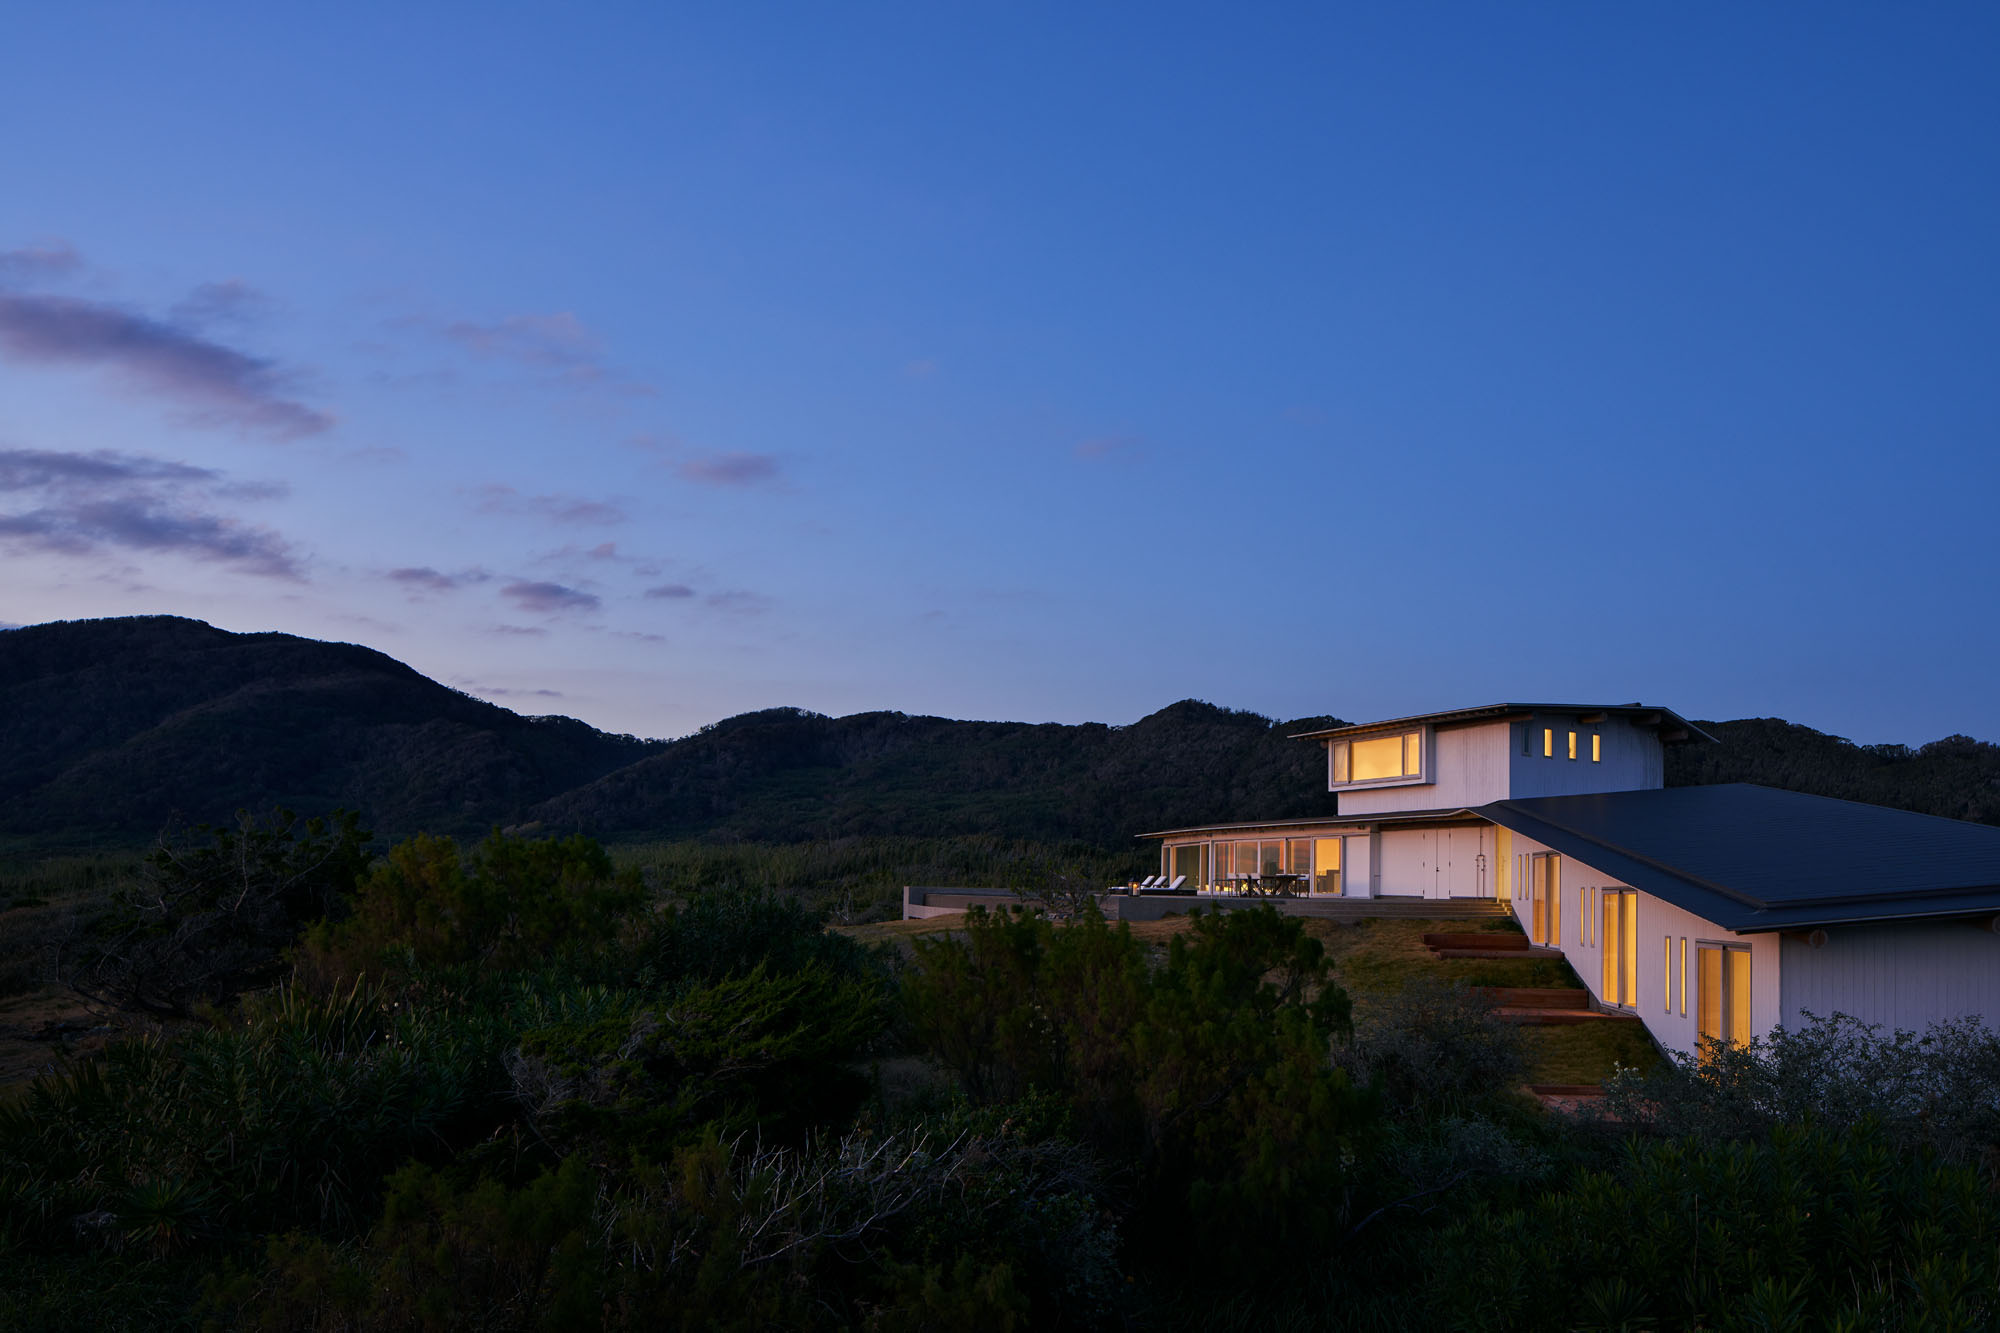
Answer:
1329, 729, 1425, 786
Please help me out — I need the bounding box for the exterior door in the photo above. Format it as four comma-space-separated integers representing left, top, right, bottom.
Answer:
1312, 838, 1342, 895
1697, 944, 1752, 1053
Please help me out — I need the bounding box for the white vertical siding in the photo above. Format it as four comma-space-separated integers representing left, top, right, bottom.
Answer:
1506, 715, 1662, 800
1502, 830, 1782, 1056
1377, 828, 1431, 896
1339, 721, 1514, 814
1780, 923, 2000, 1031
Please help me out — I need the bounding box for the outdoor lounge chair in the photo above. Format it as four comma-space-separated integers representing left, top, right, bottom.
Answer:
1163, 874, 1187, 891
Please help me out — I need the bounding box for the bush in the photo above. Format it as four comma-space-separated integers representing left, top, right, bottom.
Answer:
218, 1111, 1123, 1332
1406, 1120, 2000, 1331
1599, 1010, 2000, 1168
0, 979, 504, 1245
905, 905, 1371, 1263
299, 830, 640, 985
506, 964, 887, 1152
60, 808, 370, 1016
1334, 976, 1526, 1114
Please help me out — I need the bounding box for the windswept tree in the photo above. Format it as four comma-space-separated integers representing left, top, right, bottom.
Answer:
59, 807, 371, 1016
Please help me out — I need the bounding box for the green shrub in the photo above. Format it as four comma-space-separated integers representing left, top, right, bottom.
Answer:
1334, 976, 1527, 1114
0, 979, 504, 1244
508, 964, 886, 1152
300, 830, 639, 984
61, 808, 370, 1016
906, 905, 1371, 1263
1599, 1011, 2000, 1169
1406, 1120, 2000, 1331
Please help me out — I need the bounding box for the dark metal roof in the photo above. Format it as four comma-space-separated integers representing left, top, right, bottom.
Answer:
1478, 784, 2000, 932
1290, 702, 1715, 744
1137, 807, 1484, 840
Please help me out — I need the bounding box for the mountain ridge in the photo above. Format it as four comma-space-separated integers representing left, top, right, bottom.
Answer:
3, 615, 1997, 854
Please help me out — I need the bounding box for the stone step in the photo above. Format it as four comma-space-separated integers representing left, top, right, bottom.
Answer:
1430, 946, 1566, 960
1496, 1008, 1645, 1026
1424, 932, 1529, 950
1474, 987, 1589, 1009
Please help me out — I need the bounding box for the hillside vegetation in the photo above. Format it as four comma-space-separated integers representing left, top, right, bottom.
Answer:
4, 617, 2000, 863
0, 617, 661, 850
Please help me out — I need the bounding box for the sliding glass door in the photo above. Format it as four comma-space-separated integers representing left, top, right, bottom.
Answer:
1697, 944, 1751, 1053
1600, 889, 1638, 1007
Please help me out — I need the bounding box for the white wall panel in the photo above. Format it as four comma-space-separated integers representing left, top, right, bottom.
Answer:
1780, 924, 2000, 1031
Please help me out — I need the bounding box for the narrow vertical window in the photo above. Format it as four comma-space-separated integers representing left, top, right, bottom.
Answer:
1663, 936, 1672, 1012
1331, 742, 1348, 784
1679, 937, 1687, 1016
1591, 733, 1601, 762
1568, 730, 1577, 760
1543, 728, 1554, 757
1521, 724, 1531, 755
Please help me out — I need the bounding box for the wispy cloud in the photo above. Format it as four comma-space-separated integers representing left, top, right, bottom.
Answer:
0, 241, 83, 283
674, 451, 782, 487
420, 309, 652, 397
501, 580, 601, 614
0, 291, 332, 439
489, 623, 550, 637
1073, 433, 1143, 462
459, 678, 564, 700
470, 483, 626, 527
0, 446, 300, 578
387, 565, 489, 594
630, 434, 786, 489
704, 589, 771, 615
644, 582, 696, 600
168, 279, 270, 331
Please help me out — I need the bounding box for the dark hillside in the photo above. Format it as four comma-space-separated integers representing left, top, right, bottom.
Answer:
0, 617, 662, 847
529, 699, 1349, 846
1668, 717, 2000, 825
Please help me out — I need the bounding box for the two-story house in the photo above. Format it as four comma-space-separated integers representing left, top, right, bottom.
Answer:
1142, 703, 2000, 1055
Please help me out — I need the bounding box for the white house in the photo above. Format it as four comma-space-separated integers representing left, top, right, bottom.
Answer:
1143, 703, 2000, 1055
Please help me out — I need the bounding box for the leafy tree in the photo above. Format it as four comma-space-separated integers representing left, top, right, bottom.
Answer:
299, 829, 640, 984
59, 807, 370, 1016
905, 905, 1369, 1260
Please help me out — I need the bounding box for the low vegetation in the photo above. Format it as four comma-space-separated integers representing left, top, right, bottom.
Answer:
0, 821, 1991, 1330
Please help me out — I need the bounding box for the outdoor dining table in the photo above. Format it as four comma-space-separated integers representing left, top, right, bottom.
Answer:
1226, 873, 1305, 897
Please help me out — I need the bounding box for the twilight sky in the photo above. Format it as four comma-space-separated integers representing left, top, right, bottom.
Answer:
2, 5, 1997, 745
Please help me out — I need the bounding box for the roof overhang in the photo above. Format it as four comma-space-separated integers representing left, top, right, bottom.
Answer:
1290, 702, 1716, 745
1138, 807, 1485, 840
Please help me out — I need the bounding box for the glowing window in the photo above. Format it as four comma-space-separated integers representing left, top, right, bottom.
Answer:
1591, 733, 1602, 762
1543, 728, 1554, 757
1329, 730, 1424, 785
1568, 730, 1577, 760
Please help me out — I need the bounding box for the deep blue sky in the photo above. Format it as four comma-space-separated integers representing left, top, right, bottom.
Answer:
2, 5, 1996, 744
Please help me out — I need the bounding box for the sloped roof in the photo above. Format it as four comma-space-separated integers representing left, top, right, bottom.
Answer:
1290, 703, 1714, 744
1478, 784, 2000, 932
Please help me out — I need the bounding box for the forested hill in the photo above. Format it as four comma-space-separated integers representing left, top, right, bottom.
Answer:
0, 616, 662, 848
1667, 717, 2000, 826
4, 615, 1998, 854
526, 699, 1349, 845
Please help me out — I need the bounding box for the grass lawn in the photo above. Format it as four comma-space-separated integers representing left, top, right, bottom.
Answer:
1518, 1022, 1662, 1083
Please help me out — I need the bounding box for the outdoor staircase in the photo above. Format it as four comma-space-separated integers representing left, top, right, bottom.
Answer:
1421, 930, 1562, 960
1277, 896, 1513, 922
